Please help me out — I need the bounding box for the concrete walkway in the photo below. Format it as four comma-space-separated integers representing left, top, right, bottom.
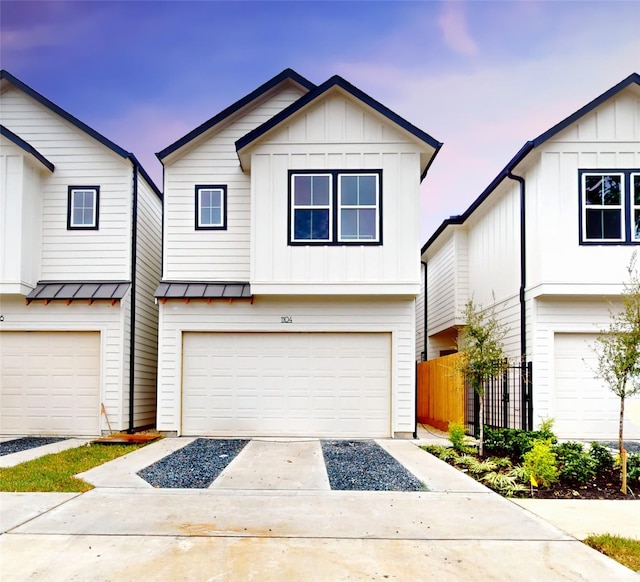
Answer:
0, 435, 638, 581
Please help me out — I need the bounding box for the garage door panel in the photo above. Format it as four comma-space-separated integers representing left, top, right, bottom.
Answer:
182, 332, 391, 437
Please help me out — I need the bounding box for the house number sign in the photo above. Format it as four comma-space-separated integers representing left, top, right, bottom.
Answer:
281, 316, 293, 324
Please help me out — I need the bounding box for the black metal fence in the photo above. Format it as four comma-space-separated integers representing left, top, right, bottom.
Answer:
465, 361, 533, 437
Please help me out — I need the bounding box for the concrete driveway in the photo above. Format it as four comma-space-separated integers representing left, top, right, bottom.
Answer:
1, 436, 637, 581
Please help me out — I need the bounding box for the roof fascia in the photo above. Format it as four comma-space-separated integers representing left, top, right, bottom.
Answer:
156, 69, 316, 162
0, 124, 55, 172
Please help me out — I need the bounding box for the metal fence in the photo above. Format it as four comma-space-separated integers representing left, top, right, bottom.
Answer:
465, 361, 533, 437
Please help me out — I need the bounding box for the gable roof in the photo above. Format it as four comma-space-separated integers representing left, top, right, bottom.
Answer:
156, 68, 316, 162
0, 124, 55, 172
0, 70, 161, 199
236, 74, 443, 180
422, 72, 640, 254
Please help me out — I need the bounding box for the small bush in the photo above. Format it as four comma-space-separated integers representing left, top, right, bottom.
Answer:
628, 452, 640, 482
523, 439, 558, 488
482, 471, 527, 497
448, 421, 467, 452
483, 424, 558, 463
555, 442, 596, 485
589, 442, 614, 473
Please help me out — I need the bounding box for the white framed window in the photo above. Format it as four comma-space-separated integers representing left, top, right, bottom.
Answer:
289, 170, 382, 245
67, 186, 99, 230
196, 185, 227, 230
579, 170, 640, 244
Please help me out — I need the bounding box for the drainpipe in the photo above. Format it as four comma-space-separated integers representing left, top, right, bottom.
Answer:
507, 171, 526, 363
128, 163, 139, 433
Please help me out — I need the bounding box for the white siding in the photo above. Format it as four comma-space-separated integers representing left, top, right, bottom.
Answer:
156, 296, 416, 436
415, 262, 425, 361
163, 85, 306, 281
1, 86, 132, 280
426, 233, 456, 334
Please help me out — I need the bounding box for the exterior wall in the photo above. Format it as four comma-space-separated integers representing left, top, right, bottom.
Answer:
156, 296, 416, 436
162, 85, 306, 281
0, 144, 45, 293
0, 294, 129, 432
249, 94, 422, 294
425, 233, 456, 335
1, 86, 132, 281
132, 176, 162, 428
415, 262, 425, 361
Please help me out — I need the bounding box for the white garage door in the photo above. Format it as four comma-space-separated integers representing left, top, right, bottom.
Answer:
182, 332, 391, 437
554, 333, 640, 440
0, 331, 100, 436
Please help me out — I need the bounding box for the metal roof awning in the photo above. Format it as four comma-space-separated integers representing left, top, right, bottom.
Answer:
26, 281, 131, 304
154, 281, 252, 302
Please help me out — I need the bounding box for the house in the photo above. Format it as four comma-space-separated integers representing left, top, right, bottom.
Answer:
0, 71, 162, 437
155, 69, 441, 438
420, 73, 640, 440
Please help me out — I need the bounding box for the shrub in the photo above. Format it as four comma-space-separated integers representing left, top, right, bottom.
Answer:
523, 439, 558, 488
628, 452, 640, 483
589, 442, 614, 473
554, 442, 597, 485
482, 471, 527, 497
483, 424, 558, 463
448, 421, 467, 452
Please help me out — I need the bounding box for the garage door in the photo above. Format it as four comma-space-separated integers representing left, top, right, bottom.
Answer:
554, 333, 640, 440
0, 331, 100, 436
182, 332, 391, 437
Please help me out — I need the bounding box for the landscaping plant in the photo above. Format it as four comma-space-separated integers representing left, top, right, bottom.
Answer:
522, 439, 558, 490
447, 421, 468, 452
554, 442, 597, 485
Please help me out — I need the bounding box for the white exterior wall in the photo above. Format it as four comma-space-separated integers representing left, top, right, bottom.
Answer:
0, 294, 129, 432
0, 144, 46, 294
249, 94, 422, 294
162, 86, 306, 281
415, 262, 425, 361
425, 233, 456, 335
156, 296, 416, 436
132, 176, 162, 427
1, 86, 132, 281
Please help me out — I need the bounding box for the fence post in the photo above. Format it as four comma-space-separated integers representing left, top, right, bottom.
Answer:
502, 359, 509, 428
527, 361, 534, 431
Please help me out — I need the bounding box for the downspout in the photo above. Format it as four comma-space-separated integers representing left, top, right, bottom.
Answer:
128, 162, 139, 433
507, 171, 526, 363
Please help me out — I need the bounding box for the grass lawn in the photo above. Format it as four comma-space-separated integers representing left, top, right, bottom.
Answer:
584, 534, 640, 572
0, 443, 146, 492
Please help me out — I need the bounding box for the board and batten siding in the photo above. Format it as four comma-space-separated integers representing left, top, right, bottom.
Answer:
131, 176, 162, 428
425, 233, 456, 336
156, 296, 416, 436
415, 262, 425, 361
1, 85, 133, 281
162, 86, 307, 281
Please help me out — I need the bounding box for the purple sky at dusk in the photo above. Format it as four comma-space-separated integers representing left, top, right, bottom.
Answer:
1, 0, 639, 241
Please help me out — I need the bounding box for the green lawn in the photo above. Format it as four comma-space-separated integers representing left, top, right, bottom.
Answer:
584, 534, 640, 572
0, 442, 145, 492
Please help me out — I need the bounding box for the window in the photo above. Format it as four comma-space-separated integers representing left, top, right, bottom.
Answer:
579, 170, 639, 244
289, 170, 382, 245
67, 186, 99, 229
196, 185, 227, 230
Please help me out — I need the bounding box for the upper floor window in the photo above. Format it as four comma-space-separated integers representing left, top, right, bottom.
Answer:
196, 185, 227, 230
289, 170, 382, 245
67, 186, 99, 230
580, 170, 639, 244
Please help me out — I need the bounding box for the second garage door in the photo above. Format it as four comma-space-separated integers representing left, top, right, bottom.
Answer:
182, 332, 391, 437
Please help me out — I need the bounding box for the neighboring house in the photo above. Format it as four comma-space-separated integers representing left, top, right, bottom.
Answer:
156, 69, 441, 438
0, 71, 162, 437
420, 73, 640, 440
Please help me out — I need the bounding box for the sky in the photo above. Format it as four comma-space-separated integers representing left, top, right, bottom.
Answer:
1, 0, 639, 242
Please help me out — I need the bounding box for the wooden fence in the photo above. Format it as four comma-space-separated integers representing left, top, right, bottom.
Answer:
417, 353, 465, 431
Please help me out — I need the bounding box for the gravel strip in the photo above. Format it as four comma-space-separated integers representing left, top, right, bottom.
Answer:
137, 438, 248, 488
321, 440, 424, 491
0, 437, 66, 457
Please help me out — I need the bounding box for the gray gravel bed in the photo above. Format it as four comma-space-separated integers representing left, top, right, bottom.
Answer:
321, 440, 424, 491
137, 438, 248, 488
0, 437, 66, 457
598, 441, 640, 454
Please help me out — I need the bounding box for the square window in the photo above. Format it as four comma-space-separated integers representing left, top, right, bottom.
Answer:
633, 174, 640, 241
196, 185, 227, 230
67, 186, 99, 230
580, 173, 624, 242
290, 173, 332, 242
338, 173, 380, 242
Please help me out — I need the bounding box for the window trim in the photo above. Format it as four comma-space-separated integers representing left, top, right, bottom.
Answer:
67, 186, 99, 230
289, 173, 332, 243
632, 173, 640, 242
195, 185, 227, 230
288, 169, 383, 246
579, 169, 639, 245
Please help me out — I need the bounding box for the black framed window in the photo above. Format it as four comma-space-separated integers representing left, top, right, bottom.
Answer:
196, 185, 227, 230
579, 170, 639, 244
289, 170, 382, 245
67, 186, 99, 230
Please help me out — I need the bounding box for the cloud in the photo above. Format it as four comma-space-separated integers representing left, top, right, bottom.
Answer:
437, 1, 478, 57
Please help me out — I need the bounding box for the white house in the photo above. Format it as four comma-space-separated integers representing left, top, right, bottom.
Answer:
155, 69, 442, 438
420, 73, 640, 440
0, 71, 162, 437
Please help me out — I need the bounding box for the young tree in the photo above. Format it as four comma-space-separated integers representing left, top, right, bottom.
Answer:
593, 252, 640, 494
457, 298, 508, 456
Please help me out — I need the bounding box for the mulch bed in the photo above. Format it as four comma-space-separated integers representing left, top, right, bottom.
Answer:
523, 469, 637, 500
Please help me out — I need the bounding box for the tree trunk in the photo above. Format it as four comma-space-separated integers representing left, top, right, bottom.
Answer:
620, 395, 626, 495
